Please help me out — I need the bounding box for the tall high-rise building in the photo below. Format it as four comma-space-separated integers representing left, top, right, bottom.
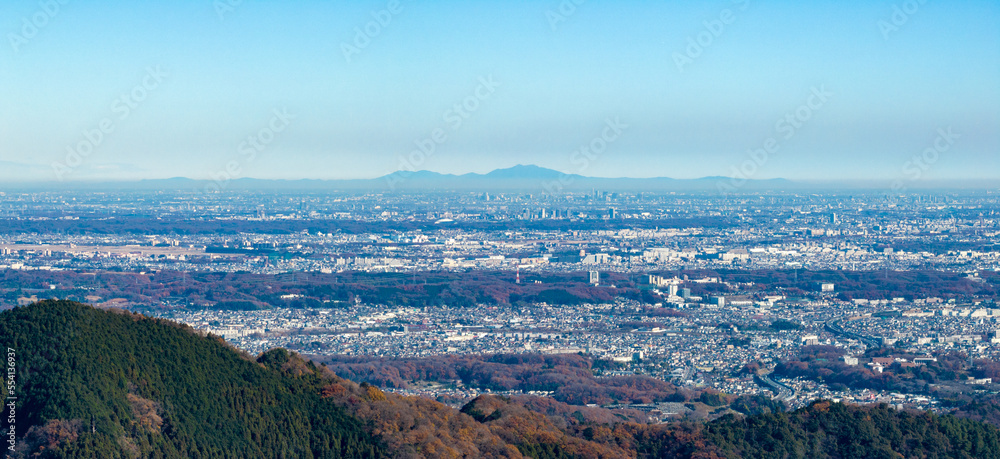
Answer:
589, 271, 599, 286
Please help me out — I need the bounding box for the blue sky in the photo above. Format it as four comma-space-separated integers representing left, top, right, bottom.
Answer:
0, 0, 997, 182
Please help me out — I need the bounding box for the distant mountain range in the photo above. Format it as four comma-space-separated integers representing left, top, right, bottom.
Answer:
5, 164, 995, 192
371, 164, 794, 193
7, 165, 798, 193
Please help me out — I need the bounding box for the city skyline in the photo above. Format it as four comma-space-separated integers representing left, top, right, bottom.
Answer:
1, 1, 998, 183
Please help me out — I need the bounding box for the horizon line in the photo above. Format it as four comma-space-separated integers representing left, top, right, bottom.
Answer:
2, 164, 1000, 185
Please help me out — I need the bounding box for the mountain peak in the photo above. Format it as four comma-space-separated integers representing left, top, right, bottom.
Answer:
481, 164, 568, 179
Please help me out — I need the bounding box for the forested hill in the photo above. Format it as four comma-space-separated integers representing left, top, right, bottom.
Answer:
4, 301, 1000, 458
0, 300, 384, 458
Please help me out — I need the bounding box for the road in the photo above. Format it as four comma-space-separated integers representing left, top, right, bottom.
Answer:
757, 372, 794, 402
825, 319, 881, 349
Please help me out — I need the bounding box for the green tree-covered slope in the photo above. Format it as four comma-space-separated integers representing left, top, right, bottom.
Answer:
0, 300, 383, 458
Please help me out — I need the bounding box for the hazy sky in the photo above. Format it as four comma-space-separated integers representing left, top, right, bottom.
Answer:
1, 1, 998, 183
